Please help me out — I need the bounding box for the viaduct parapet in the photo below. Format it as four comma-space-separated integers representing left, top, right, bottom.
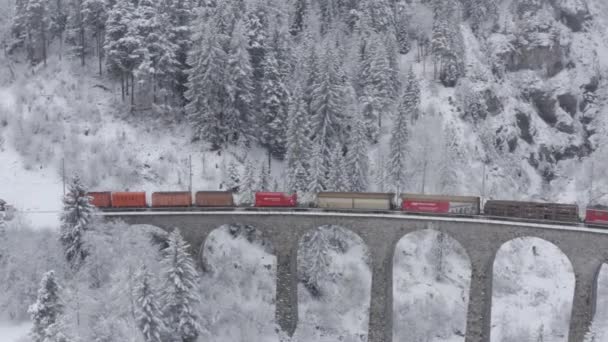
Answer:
101, 211, 608, 342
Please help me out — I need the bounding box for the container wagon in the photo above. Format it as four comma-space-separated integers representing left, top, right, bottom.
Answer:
585, 207, 608, 227
255, 192, 297, 207
111, 192, 147, 208
151, 192, 192, 207
401, 194, 480, 215
195, 191, 234, 207
88, 192, 112, 208
484, 200, 579, 223
317, 192, 395, 210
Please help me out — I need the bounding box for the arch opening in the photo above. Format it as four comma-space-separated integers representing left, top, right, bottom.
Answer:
293, 225, 372, 342
491, 237, 575, 342
199, 224, 278, 342
393, 229, 472, 342
583, 264, 608, 341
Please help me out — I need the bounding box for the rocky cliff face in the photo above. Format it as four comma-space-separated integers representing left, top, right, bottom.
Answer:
443, 0, 608, 203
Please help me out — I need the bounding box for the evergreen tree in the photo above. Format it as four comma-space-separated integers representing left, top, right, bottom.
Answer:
185, 20, 230, 149
29, 271, 63, 342
135, 266, 165, 342
227, 19, 255, 143
310, 47, 346, 168
240, 159, 257, 204
307, 140, 326, 193
346, 109, 370, 192
66, 0, 87, 66
158, 0, 195, 98
10, 0, 29, 50
25, 0, 51, 65
361, 36, 394, 140
327, 146, 349, 191
132, 0, 179, 104
59, 175, 94, 269
104, 0, 134, 100
82, 0, 107, 75
403, 68, 421, 122
395, 7, 410, 54
161, 230, 201, 342
360, 0, 393, 33
388, 84, 416, 194
49, 0, 68, 56
225, 161, 240, 192
258, 161, 270, 191
438, 124, 459, 195
286, 91, 311, 193
260, 48, 289, 159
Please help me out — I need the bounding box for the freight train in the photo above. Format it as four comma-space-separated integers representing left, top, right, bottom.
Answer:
88, 191, 608, 228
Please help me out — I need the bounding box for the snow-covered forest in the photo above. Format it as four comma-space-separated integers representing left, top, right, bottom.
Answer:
2, 0, 608, 212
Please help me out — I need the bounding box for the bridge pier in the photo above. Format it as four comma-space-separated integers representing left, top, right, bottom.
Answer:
271, 229, 307, 337
366, 235, 395, 342
567, 255, 601, 342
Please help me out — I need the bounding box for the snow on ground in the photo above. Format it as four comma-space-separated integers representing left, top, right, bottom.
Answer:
393, 229, 471, 342
491, 237, 575, 341
294, 225, 371, 342
0, 321, 31, 342
199, 225, 280, 342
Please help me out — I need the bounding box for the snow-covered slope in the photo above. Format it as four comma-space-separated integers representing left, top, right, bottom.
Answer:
393, 229, 471, 342
491, 237, 575, 341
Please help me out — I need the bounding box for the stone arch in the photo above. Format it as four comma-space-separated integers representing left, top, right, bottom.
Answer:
199, 224, 278, 341
490, 236, 575, 342
392, 228, 472, 342
293, 225, 372, 341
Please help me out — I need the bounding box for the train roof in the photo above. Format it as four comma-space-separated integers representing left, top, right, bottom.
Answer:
400, 194, 480, 202
318, 192, 395, 199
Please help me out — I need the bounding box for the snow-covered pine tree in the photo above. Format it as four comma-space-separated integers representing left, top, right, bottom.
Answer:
311, 47, 347, 169
185, 19, 230, 150
66, 0, 87, 66
60, 175, 94, 269
260, 48, 289, 159
258, 161, 270, 191
104, 0, 135, 100
403, 68, 421, 122
359, 0, 393, 33
240, 159, 257, 205
227, 19, 255, 143
395, 5, 410, 54
346, 108, 370, 192
135, 265, 165, 342
286, 90, 311, 193
132, 0, 179, 104
225, 161, 240, 192
388, 87, 413, 195
307, 140, 326, 193
361, 36, 394, 140
24, 0, 51, 65
10, 0, 29, 50
160, 229, 201, 342
158, 0, 195, 98
82, 0, 107, 75
29, 270, 63, 342
327, 146, 349, 192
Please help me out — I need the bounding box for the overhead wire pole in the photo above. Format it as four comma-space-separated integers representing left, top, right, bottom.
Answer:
189, 154, 193, 194
62, 158, 66, 196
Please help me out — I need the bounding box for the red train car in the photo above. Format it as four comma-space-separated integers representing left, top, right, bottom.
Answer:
255, 192, 297, 207
88, 192, 112, 208
401, 194, 480, 215
585, 207, 608, 227
152, 192, 192, 207
112, 192, 147, 208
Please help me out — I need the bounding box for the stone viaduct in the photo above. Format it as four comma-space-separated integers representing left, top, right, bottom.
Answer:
101, 211, 608, 342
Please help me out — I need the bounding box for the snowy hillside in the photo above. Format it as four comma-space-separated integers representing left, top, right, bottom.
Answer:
1, 0, 608, 220
491, 237, 575, 341
393, 229, 471, 342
